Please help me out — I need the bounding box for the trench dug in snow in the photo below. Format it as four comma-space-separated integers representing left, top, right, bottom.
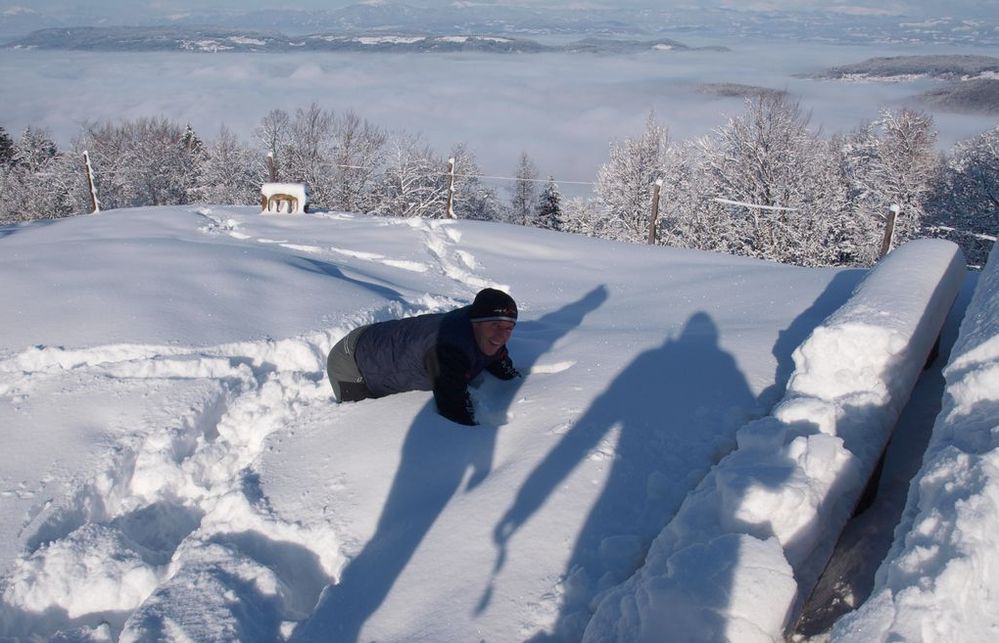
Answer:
791, 332, 953, 639
580, 239, 968, 643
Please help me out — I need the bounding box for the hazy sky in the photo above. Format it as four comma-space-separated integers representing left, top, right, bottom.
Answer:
9, 1, 999, 19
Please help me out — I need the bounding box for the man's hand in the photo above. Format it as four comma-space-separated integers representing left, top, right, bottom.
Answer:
487, 353, 521, 381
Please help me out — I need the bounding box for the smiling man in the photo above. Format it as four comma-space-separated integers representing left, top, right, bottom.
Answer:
326, 288, 520, 425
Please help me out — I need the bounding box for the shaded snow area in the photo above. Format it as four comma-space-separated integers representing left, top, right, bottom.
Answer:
581, 240, 966, 643
0, 206, 979, 642
831, 242, 999, 643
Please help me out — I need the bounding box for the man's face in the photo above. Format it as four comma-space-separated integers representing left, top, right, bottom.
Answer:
472, 320, 515, 356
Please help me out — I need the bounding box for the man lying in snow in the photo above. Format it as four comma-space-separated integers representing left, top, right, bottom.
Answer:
326, 288, 520, 425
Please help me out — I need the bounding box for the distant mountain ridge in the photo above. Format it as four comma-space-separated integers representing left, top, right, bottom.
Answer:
4, 26, 727, 55
805, 54, 999, 115
918, 78, 999, 115
809, 55, 999, 80
1, 2, 997, 45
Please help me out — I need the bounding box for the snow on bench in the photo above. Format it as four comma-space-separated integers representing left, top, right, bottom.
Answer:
582, 239, 967, 643
260, 183, 310, 215
831, 240, 999, 643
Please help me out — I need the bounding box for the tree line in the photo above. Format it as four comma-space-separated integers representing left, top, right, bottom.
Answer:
1, 96, 996, 267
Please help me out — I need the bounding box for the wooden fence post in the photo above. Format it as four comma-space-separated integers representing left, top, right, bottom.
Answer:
647, 178, 663, 245
879, 204, 900, 258
446, 157, 457, 219
83, 151, 100, 214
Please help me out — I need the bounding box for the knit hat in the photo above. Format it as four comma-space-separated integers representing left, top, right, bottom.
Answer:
469, 288, 518, 323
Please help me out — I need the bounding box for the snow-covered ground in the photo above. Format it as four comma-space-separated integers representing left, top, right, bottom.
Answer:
0, 206, 989, 641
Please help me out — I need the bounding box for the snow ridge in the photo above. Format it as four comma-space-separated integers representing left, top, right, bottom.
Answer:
582, 239, 966, 643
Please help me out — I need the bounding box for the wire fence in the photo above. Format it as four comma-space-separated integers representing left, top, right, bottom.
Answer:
325, 159, 597, 186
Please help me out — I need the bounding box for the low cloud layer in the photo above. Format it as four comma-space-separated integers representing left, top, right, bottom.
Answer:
1, 40, 997, 195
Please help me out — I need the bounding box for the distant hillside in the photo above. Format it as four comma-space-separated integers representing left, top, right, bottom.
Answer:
696, 83, 788, 99
5, 26, 724, 55
808, 54, 999, 80
3, 2, 997, 45
559, 37, 728, 54
918, 78, 999, 115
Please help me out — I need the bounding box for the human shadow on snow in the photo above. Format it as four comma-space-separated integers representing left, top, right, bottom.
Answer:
760, 270, 865, 411
291, 256, 409, 304
292, 286, 608, 643
490, 311, 762, 640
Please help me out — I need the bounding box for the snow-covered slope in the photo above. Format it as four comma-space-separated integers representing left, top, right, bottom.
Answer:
0, 206, 972, 641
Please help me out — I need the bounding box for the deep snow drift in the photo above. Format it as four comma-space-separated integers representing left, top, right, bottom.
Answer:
0, 206, 985, 642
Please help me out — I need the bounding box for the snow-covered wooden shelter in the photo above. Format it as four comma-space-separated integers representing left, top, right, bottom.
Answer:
260, 183, 310, 214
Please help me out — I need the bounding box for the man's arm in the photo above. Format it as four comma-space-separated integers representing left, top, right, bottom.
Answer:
431, 344, 477, 425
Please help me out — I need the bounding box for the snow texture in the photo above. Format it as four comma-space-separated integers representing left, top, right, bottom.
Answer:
0, 206, 975, 642
583, 239, 966, 643
831, 241, 999, 642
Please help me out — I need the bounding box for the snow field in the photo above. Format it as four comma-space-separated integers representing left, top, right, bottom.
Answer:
0, 331, 349, 638
3, 206, 923, 641
831, 241, 999, 642
583, 239, 967, 643
0, 208, 530, 640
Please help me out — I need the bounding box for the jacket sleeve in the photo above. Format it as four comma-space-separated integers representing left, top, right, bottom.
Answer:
486, 346, 520, 381
432, 343, 477, 426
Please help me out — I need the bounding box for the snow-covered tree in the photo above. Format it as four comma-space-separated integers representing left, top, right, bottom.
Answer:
653, 140, 748, 255
75, 116, 203, 208
257, 109, 291, 181
12, 127, 57, 173
845, 108, 940, 250
331, 110, 387, 213
371, 133, 448, 218
595, 112, 670, 242
192, 125, 261, 206
282, 103, 336, 205
927, 125, 999, 266
283, 104, 336, 207
699, 94, 847, 265
510, 151, 539, 226
0, 126, 14, 166
74, 120, 134, 210
450, 143, 502, 221
0, 128, 83, 224
536, 176, 562, 230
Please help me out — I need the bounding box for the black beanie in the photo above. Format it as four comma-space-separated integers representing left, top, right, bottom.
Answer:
469, 288, 518, 323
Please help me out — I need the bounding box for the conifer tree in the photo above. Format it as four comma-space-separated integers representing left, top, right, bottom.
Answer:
0, 126, 14, 166
536, 176, 562, 230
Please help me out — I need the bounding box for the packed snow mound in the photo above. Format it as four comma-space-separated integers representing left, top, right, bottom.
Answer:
583, 239, 966, 643
831, 241, 999, 643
